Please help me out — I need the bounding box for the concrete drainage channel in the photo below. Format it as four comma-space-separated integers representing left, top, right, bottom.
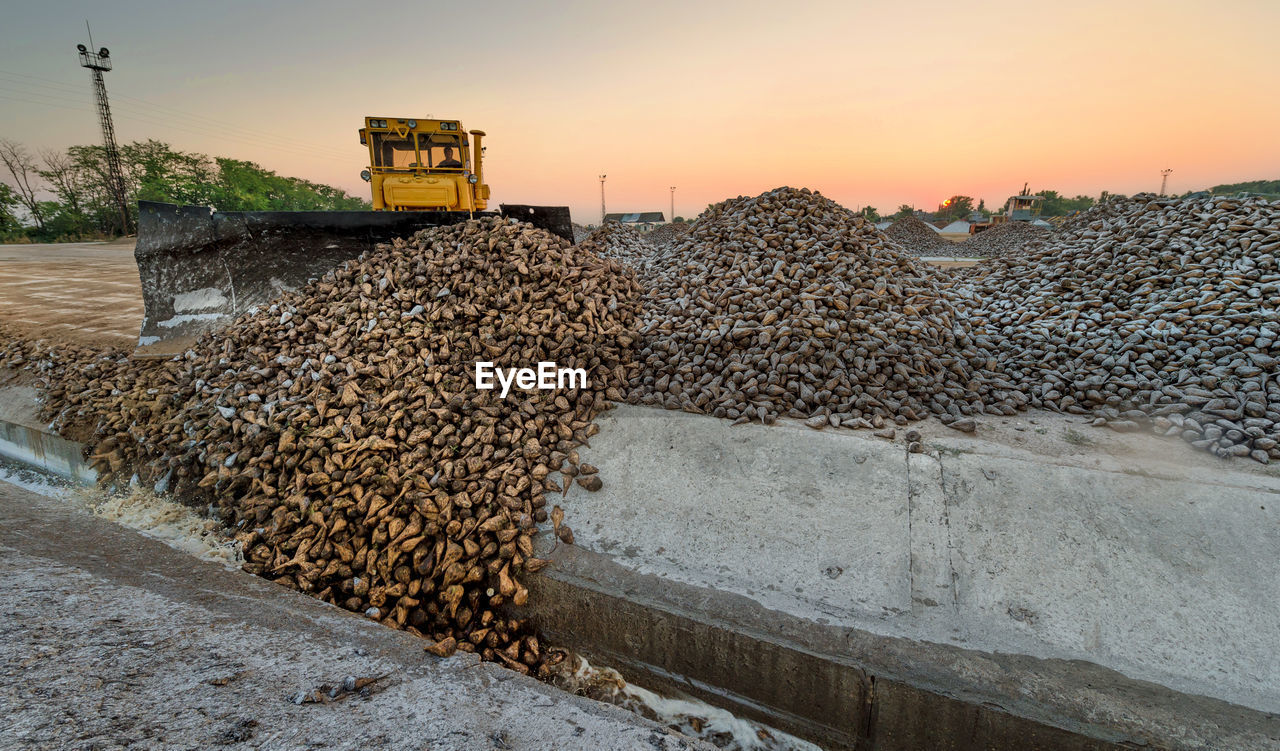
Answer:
528, 554, 1125, 750
0, 408, 814, 750
3, 404, 1279, 749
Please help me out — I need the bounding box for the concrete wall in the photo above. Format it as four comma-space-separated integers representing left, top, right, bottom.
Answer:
0, 385, 96, 484
530, 405, 1280, 749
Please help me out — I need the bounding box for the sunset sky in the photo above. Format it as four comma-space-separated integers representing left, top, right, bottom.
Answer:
2, 0, 1277, 223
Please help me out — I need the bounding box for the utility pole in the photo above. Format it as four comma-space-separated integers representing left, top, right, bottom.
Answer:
669, 186, 675, 222
1160, 168, 1173, 197
599, 174, 607, 225
78, 25, 130, 235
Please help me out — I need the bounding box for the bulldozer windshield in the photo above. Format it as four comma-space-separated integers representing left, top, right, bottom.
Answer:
370, 132, 419, 171
417, 133, 465, 170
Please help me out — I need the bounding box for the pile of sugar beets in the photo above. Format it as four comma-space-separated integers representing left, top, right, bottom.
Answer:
24, 186, 1280, 677
63, 217, 641, 672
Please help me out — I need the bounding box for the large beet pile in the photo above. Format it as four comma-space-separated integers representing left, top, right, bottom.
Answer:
643, 221, 692, 250
960, 220, 1052, 259
884, 216, 957, 256
959, 193, 1280, 462
68, 218, 642, 669
577, 221, 655, 276
629, 187, 1017, 426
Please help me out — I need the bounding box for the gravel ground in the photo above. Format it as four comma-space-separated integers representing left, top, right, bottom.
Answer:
0, 482, 707, 751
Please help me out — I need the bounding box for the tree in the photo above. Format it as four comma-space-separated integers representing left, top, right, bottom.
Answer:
1036, 189, 1095, 217
122, 139, 219, 208
210, 157, 366, 212
2, 138, 367, 241
0, 139, 46, 231
858, 206, 880, 222
1209, 179, 1280, 198
0, 182, 21, 235
890, 204, 914, 221
936, 195, 974, 222
38, 149, 96, 238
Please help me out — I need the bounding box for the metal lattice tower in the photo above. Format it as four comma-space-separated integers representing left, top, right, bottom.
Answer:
78, 34, 130, 235
1160, 169, 1173, 197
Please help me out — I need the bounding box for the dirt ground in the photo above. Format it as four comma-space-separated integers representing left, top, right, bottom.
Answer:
0, 238, 141, 346
925, 259, 981, 269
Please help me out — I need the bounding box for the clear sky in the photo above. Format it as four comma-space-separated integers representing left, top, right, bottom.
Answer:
1, 0, 1277, 223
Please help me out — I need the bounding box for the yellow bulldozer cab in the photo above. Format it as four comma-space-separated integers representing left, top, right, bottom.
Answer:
358, 117, 490, 211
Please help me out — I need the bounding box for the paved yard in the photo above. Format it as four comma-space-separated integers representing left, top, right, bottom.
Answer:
0, 240, 141, 346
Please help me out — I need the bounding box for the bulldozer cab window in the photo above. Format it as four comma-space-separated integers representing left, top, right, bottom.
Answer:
370, 132, 418, 170
417, 133, 464, 170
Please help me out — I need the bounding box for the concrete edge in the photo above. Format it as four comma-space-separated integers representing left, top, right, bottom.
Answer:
525, 542, 1280, 751
0, 416, 96, 484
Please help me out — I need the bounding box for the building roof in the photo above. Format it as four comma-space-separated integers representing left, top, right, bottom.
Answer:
604, 212, 666, 223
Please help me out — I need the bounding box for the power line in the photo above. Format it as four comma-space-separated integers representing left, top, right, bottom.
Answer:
0, 92, 94, 114
2, 89, 356, 164
111, 93, 352, 155
0, 69, 87, 94
2, 92, 356, 165
0, 67, 354, 160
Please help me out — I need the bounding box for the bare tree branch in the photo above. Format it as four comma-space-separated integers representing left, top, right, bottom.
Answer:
0, 138, 45, 231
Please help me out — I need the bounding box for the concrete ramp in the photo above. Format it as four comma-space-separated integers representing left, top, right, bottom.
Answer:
530, 406, 1280, 749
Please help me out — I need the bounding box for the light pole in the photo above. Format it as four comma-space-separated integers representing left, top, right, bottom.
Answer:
599, 174, 607, 225
669, 186, 675, 222
77, 27, 129, 235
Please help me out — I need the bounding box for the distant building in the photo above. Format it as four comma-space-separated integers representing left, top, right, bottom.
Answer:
604, 212, 666, 232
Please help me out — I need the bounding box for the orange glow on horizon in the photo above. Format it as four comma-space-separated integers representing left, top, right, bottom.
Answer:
1, 1, 1277, 223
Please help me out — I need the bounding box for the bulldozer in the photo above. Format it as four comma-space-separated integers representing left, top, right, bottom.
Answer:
358, 116, 488, 211
133, 116, 571, 355
969, 183, 1044, 234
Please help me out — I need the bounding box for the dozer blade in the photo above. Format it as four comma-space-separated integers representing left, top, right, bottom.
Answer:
133, 201, 573, 356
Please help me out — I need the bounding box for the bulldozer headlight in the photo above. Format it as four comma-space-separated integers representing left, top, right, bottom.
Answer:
407, 120, 417, 128
467, 173, 478, 184
360, 169, 371, 182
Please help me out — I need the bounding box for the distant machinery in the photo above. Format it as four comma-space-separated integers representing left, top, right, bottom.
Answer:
970, 183, 1044, 234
